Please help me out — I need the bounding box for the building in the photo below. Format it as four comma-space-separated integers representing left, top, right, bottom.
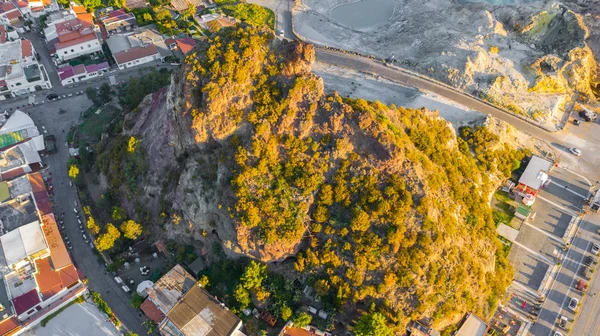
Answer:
0, 2, 22, 25
140, 264, 244, 336
278, 322, 331, 336
196, 14, 235, 32
170, 0, 205, 13
0, 39, 52, 99
407, 321, 440, 336
159, 284, 243, 336
0, 170, 86, 333
0, 110, 45, 152
17, 0, 59, 19
515, 156, 554, 197
165, 36, 202, 57
45, 15, 102, 64
455, 312, 488, 336
0, 25, 19, 44
106, 28, 169, 69
97, 9, 137, 39
0, 140, 42, 180
57, 61, 108, 85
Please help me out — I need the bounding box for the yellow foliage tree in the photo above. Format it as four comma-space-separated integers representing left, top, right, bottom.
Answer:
68, 164, 79, 179
94, 223, 121, 251
87, 216, 101, 235
120, 220, 142, 240
127, 136, 139, 153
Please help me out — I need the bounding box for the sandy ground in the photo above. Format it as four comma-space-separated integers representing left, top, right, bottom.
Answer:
313, 61, 487, 129
23, 301, 120, 336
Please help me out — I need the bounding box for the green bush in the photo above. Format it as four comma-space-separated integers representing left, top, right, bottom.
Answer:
221, 4, 274, 29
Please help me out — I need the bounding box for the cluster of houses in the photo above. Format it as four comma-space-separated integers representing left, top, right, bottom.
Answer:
0, 0, 235, 99
0, 110, 87, 335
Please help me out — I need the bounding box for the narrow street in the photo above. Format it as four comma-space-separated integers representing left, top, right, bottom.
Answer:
28, 98, 150, 335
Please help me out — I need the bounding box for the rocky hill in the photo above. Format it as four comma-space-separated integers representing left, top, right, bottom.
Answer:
294, 0, 599, 129
94, 26, 527, 330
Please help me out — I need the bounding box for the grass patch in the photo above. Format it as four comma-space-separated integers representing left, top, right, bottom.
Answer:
492, 190, 515, 226
214, 0, 237, 4
78, 105, 120, 143
41, 295, 85, 327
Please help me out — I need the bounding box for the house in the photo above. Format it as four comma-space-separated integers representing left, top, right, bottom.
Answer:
0, 39, 52, 99
278, 321, 331, 336
46, 17, 102, 63
159, 284, 243, 336
0, 24, 19, 44
17, 0, 59, 19
407, 321, 440, 336
170, 0, 205, 13
57, 61, 108, 85
515, 156, 554, 197
0, 170, 86, 333
97, 9, 137, 39
197, 14, 235, 32
455, 312, 488, 336
0, 110, 45, 152
0, 2, 22, 25
125, 0, 146, 9
0, 140, 42, 180
140, 264, 196, 321
106, 28, 169, 69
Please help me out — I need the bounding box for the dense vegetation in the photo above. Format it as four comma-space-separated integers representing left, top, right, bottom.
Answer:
92, 25, 526, 333
220, 3, 274, 29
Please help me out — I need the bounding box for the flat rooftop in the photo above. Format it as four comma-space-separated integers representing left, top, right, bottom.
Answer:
0, 40, 24, 65
518, 156, 553, 191
0, 195, 38, 233
8, 176, 32, 199
5, 268, 37, 299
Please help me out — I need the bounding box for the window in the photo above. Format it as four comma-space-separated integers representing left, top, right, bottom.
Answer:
15, 83, 21, 86
80, 46, 83, 50
70, 49, 74, 52
64, 51, 67, 54
88, 44, 91, 48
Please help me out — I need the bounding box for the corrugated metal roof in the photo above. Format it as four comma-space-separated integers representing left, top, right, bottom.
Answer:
163, 285, 241, 336
148, 264, 196, 314
0, 221, 46, 266
0, 111, 35, 135
455, 313, 488, 336
41, 213, 72, 270
518, 156, 553, 191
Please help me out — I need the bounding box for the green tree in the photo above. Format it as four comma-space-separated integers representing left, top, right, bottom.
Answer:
130, 293, 144, 308
292, 312, 312, 328
240, 261, 267, 290
197, 275, 209, 288
354, 312, 394, 336
180, 4, 195, 19
82, 0, 101, 11
112, 206, 126, 223
234, 284, 251, 309
120, 220, 142, 239
280, 304, 292, 321
99, 82, 112, 103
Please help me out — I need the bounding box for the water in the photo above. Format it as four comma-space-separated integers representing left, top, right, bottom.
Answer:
456, 0, 537, 4
329, 0, 397, 30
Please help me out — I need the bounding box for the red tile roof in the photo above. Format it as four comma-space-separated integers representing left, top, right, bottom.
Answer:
109, 9, 127, 17
0, 2, 17, 12
4, 10, 21, 21
12, 289, 40, 315
73, 64, 85, 75
175, 37, 196, 55
1, 168, 24, 181
34, 257, 78, 300
70, 4, 87, 14
41, 213, 72, 270
141, 299, 165, 323
114, 44, 159, 65
21, 39, 32, 58
76, 13, 94, 25
57, 31, 81, 43
27, 172, 45, 192
33, 190, 52, 215
0, 317, 21, 336
55, 33, 97, 51
0, 25, 5, 44
15, 0, 28, 8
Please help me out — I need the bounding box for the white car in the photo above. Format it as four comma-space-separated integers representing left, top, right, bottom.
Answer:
279, 30, 284, 37
568, 297, 579, 310
592, 243, 600, 255
554, 332, 563, 336
569, 148, 582, 156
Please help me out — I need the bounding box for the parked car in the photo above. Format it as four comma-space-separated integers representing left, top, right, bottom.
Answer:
576, 279, 587, 291
581, 266, 590, 278
46, 93, 58, 100
569, 148, 582, 156
573, 119, 581, 125
592, 243, 600, 255
584, 255, 594, 266
568, 297, 579, 310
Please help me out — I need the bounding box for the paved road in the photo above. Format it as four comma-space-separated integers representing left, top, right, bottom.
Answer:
27, 98, 150, 335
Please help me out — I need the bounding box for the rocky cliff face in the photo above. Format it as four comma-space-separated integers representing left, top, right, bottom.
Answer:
294, 0, 599, 128
99, 26, 525, 328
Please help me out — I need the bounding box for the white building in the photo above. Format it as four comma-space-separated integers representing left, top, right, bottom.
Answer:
0, 2, 22, 25
0, 39, 52, 99
106, 30, 167, 70
46, 17, 102, 64
57, 61, 108, 85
